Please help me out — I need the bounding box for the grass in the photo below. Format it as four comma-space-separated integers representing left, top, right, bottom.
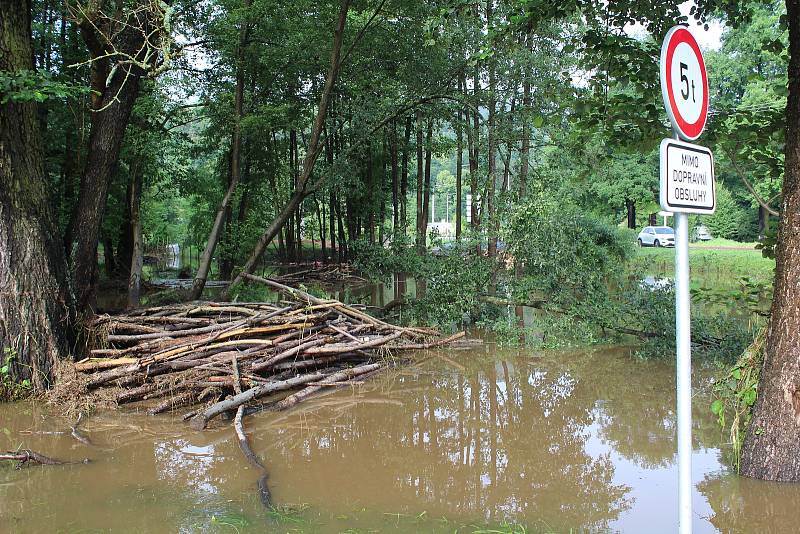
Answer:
631, 245, 775, 291
689, 238, 759, 249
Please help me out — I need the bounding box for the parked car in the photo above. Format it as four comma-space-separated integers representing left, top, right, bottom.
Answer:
637, 226, 675, 247
693, 225, 712, 241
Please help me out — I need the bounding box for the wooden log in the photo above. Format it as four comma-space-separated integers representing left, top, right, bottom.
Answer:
250, 336, 333, 372
0, 449, 69, 466
189, 372, 330, 430
75, 357, 139, 371
267, 363, 383, 412
148, 389, 200, 415
385, 331, 466, 350
303, 331, 402, 355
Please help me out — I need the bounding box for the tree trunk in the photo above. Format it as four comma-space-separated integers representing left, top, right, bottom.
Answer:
329, 191, 338, 262
456, 83, 463, 241
401, 115, 411, 232
68, 4, 156, 313
102, 233, 116, 278
115, 177, 133, 278
423, 120, 433, 239
740, 0, 800, 481
223, 0, 349, 296
391, 121, 399, 235
316, 195, 327, 261
190, 0, 251, 299
336, 196, 347, 261
0, 0, 72, 390
626, 198, 636, 229
758, 204, 769, 240
127, 167, 143, 309
415, 111, 425, 253
486, 0, 497, 260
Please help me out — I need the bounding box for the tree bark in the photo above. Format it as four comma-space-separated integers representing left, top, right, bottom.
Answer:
415, 111, 424, 253
68, 2, 156, 313
625, 198, 636, 230
127, 167, 143, 309
422, 119, 433, 244
391, 121, 399, 234
0, 0, 72, 390
740, 0, 800, 481
456, 81, 463, 241
401, 115, 411, 231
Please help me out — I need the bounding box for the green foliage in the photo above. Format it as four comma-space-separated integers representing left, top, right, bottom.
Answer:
412, 241, 494, 328
617, 281, 756, 363
692, 275, 773, 317
711, 328, 765, 473
0, 70, 87, 104
350, 236, 422, 282
1, 348, 32, 401
703, 184, 751, 240
505, 197, 633, 308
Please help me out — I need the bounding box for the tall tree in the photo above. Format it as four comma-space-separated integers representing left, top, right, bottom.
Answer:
0, 0, 72, 390
740, 0, 800, 481
190, 0, 252, 300
224, 0, 350, 295
65, 0, 168, 312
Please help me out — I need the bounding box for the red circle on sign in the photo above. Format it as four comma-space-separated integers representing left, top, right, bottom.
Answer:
661, 27, 708, 140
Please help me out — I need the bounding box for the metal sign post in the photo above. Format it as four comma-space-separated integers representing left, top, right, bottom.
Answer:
659, 26, 714, 534
673, 190, 693, 534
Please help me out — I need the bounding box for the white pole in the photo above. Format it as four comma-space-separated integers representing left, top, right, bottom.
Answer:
431, 195, 436, 223
675, 209, 692, 534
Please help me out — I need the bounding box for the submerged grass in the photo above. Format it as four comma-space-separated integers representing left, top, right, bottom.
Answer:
633, 246, 775, 291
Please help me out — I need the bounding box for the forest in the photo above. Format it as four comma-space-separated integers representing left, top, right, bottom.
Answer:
2, 0, 800, 525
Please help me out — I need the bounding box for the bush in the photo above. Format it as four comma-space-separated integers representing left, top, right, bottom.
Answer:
505, 197, 633, 308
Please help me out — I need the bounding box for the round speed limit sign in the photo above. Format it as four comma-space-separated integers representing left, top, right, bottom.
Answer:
660, 26, 709, 141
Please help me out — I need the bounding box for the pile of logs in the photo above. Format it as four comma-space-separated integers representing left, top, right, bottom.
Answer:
273, 264, 366, 288
72, 275, 462, 430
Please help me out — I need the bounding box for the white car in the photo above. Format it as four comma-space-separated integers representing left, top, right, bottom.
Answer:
693, 225, 712, 241
637, 226, 675, 247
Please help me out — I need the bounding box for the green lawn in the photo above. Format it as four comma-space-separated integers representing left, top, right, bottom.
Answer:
631, 244, 775, 290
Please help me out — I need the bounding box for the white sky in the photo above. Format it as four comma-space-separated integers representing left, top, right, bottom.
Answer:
625, 1, 726, 51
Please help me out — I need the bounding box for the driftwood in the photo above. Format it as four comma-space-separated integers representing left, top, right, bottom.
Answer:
63, 278, 463, 430
0, 449, 90, 468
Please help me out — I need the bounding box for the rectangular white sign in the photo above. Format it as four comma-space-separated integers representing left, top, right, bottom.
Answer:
660, 138, 715, 214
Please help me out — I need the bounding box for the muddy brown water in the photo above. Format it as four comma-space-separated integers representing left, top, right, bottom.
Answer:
2, 345, 799, 533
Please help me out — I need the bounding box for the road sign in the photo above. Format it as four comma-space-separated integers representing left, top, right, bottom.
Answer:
660, 26, 709, 141
659, 25, 714, 534
659, 138, 715, 214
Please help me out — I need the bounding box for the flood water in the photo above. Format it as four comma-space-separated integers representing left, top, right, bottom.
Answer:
2, 345, 799, 533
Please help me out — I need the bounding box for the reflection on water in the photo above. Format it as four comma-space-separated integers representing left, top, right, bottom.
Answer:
2, 346, 800, 533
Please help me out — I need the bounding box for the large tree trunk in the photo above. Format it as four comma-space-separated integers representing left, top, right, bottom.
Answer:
223, 0, 349, 297
740, 0, 800, 481
0, 0, 72, 391
68, 69, 143, 312
68, 2, 159, 313
422, 120, 433, 246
